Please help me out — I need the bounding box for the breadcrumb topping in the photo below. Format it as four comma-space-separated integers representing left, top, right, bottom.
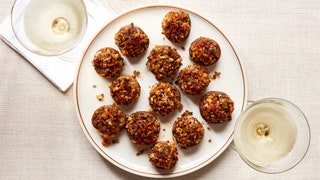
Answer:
149, 82, 183, 116
148, 141, 178, 169
91, 104, 127, 146
200, 91, 234, 123
176, 64, 211, 95
115, 23, 149, 57
91, 47, 124, 79
109, 75, 141, 106
126, 111, 160, 146
146, 45, 182, 81
172, 111, 204, 148
162, 10, 191, 43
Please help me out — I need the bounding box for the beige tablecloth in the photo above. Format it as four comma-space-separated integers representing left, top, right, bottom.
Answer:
1, 0, 319, 179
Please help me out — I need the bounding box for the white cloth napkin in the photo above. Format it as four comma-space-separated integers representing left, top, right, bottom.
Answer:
0, 0, 112, 92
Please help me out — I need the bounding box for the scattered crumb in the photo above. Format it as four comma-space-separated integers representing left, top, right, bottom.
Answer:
212, 71, 221, 80
136, 149, 146, 156
92, 84, 97, 88
207, 127, 211, 131
96, 93, 104, 101
111, 139, 120, 144
133, 70, 141, 78
102, 139, 109, 146
102, 139, 120, 146
163, 128, 166, 131
208, 139, 212, 143
181, 46, 185, 50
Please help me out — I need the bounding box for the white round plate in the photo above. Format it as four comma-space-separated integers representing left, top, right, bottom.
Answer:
74, 5, 247, 178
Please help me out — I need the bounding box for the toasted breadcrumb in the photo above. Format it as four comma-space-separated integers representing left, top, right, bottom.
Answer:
149, 141, 178, 169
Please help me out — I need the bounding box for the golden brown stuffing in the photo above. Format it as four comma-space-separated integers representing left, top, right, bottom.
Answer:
148, 141, 178, 169
115, 23, 149, 57
109, 75, 141, 105
149, 82, 183, 116
172, 111, 204, 148
146, 45, 182, 81
199, 91, 234, 123
91, 104, 127, 146
162, 10, 191, 43
175, 64, 211, 95
91, 47, 124, 79
189, 37, 221, 66
126, 111, 160, 146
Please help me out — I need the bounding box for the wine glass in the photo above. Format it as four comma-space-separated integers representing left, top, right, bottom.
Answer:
11, 0, 88, 56
233, 98, 310, 173
108, 0, 158, 13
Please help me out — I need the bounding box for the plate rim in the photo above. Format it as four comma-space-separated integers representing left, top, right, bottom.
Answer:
73, 4, 248, 178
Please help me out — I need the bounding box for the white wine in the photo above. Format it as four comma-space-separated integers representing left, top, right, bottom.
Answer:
234, 98, 310, 173
23, 0, 87, 55
12, 0, 87, 55
234, 100, 297, 167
